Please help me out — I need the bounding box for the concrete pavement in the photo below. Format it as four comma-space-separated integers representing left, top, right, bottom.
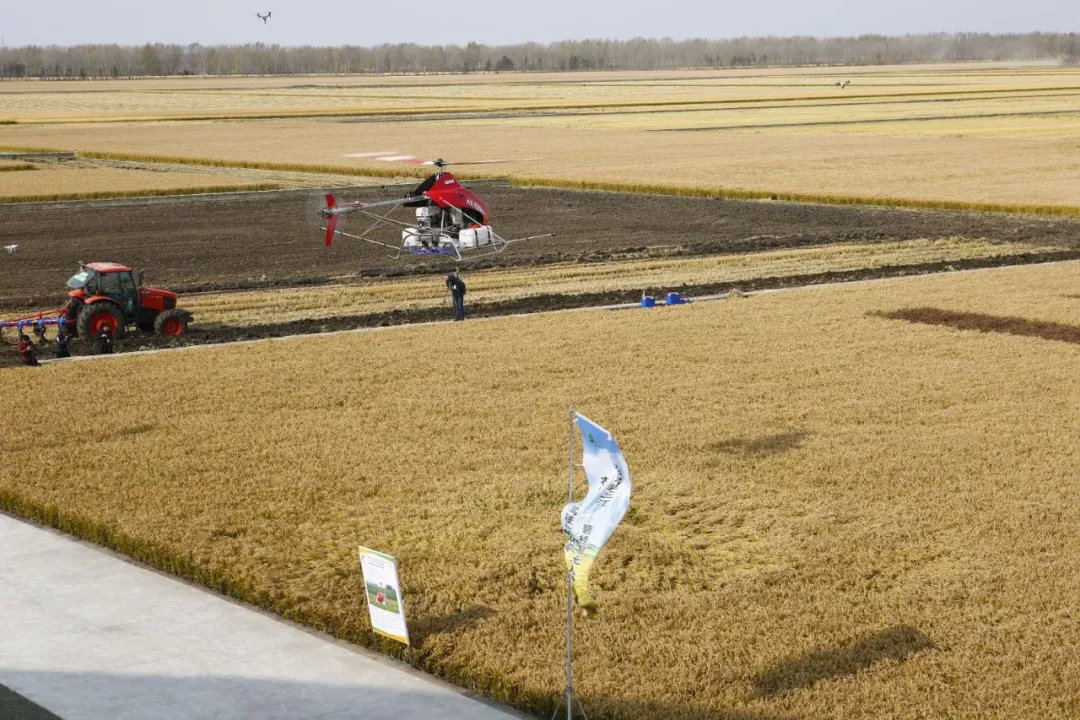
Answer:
0, 512, 530, 720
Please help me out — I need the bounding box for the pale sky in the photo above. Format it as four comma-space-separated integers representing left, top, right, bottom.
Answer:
1, 0, 1077, 47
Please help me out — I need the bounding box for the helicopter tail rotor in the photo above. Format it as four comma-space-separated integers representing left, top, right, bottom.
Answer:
324, 194, 338, 246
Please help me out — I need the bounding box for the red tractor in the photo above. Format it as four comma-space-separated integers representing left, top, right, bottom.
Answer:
63, 262, 192, 339
2, 262, 193, 343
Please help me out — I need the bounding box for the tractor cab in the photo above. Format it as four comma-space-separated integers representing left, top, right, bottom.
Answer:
64, 262, 191, 338
66, 263, 140, 318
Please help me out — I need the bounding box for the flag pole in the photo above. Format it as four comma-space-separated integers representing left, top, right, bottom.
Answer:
551, 407, 589, 720
557, 408, 591, 720
565, 406, 574, 720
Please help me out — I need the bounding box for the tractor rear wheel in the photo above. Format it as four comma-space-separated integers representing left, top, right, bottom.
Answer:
77, 304, 125, 341
154, 309, 189, 337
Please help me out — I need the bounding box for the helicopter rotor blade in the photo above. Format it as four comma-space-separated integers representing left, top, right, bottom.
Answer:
379, 155, 427, 164
424, 158, 540, 166
342, 151, 399, 158
341, 153, 426, 164
341, 153, 540, 167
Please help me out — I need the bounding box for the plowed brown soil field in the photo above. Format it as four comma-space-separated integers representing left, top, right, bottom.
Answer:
3, 182, 1080, 308
2, 183, 1079, 366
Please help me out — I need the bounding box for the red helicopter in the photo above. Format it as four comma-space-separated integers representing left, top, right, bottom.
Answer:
319, 155, 551, 261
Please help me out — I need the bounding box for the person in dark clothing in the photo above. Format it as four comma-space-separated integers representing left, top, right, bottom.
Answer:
95, 328, 114, 355
55, 329, 70, 359
17, 334, 39, 366
445, 269, 467, 321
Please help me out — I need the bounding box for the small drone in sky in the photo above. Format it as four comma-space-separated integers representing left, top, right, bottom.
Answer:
256, 11, 272, 23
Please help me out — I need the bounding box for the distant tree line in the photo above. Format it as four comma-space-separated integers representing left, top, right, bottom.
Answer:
1, 33, 1078, 79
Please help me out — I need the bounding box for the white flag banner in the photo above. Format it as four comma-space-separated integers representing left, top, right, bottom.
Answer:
561, 412, 632, 618
358, 546, 410, 645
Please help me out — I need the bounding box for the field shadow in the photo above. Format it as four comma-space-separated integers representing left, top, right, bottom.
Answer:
709, 431, 809, 458
0, 683, 62, 720
871, 307, 1080, 345
410, 604, 494, 640
751, 625, 935, 699
115, 422, 158, 438
38, 421, 159, 450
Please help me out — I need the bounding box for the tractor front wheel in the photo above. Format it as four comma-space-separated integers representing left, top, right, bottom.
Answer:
155, 309, 189, 337
77, 304, 125, 341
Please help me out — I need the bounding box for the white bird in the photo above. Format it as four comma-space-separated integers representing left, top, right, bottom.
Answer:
3, 244, 17, 254
256, 11, 271, 23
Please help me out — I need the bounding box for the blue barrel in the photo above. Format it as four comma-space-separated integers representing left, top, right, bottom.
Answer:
640, 295, 656, 308
666, 292, 682, 305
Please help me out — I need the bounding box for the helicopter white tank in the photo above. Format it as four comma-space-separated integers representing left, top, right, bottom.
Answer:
458, 225, 494, 248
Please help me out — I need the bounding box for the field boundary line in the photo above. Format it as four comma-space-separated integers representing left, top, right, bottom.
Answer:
0, 181, 457, 212
655, 107, 1080, 132
0, 146, 431, 182
7, 84, 1080, 125
37, 258, 1080, 366
511, 177, 1080, 218
0, 183, 283, 205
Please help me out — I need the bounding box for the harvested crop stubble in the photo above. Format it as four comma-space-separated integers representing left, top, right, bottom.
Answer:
1, 63, 1080, 213
1, 63, 1073, 123
183, 237, 1057, 326
454, 91, 1080, 132
4, 116, 1079, 211
2, 261, 1080, 719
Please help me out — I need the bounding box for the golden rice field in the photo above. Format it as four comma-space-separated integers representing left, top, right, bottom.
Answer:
0, 62, 1075, 122
0, 159, 36, 171
0, 162, 278, 201
1, 62, 1079, 211
184, 236, 1058, 326
0, 157, 408, 200
3, 261, 1079, 719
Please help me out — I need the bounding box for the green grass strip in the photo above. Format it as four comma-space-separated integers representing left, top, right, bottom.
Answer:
0, 163, 36, 172
511, 177, 1080, 218
0, 183, 282, 204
